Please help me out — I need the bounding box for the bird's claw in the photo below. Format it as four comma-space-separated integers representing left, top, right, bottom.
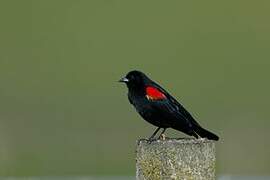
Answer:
147, 134, 166, 143
147, 137, 157, 144
159, 133, 166, 140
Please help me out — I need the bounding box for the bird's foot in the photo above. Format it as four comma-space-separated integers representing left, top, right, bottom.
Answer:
159, 133, 166, 140
147, 137, 157, 144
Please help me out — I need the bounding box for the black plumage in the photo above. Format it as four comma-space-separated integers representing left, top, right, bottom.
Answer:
119, 70, 219, 141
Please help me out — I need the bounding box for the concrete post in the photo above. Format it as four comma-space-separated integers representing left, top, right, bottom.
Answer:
136, 138, 216, 180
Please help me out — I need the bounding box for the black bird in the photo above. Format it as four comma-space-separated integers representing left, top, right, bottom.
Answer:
119, 70, 219, 141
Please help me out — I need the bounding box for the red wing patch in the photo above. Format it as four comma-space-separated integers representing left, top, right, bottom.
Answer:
146, 86, 166, 100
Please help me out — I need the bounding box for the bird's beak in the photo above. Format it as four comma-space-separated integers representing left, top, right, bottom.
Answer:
118, 77, 129, 83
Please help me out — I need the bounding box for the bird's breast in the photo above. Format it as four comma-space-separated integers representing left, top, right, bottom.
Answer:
129, 93, 151, 112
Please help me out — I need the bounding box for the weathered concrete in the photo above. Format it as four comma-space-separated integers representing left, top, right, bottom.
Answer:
136, 138, 216, 180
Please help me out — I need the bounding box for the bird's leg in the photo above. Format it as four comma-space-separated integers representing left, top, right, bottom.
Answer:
148, 127, 161, 140
158, 128, 167, 140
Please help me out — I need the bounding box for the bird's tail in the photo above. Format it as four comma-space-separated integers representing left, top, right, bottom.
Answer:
194, 125, 219, 141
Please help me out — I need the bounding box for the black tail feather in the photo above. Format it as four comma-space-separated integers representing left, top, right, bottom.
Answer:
194, 125, 219, 141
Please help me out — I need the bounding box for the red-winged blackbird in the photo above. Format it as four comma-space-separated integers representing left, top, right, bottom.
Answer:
119, 70, 219, 141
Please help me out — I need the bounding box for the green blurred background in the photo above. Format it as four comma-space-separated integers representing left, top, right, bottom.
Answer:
0, 0, 269, 177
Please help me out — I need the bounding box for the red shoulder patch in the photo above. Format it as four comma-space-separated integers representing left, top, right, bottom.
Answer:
146, 86, 166, 100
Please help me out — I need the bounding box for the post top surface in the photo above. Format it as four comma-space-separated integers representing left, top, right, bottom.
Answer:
137, 137, 215, 145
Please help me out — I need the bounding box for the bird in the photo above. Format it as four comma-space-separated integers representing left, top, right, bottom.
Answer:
119, 70, 219, 141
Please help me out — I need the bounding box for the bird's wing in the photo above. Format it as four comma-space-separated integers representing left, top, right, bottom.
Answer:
149, 82, 201, 127
149, 98, 194, 130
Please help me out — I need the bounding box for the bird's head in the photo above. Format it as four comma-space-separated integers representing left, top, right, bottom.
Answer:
119, 70, 149, 90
